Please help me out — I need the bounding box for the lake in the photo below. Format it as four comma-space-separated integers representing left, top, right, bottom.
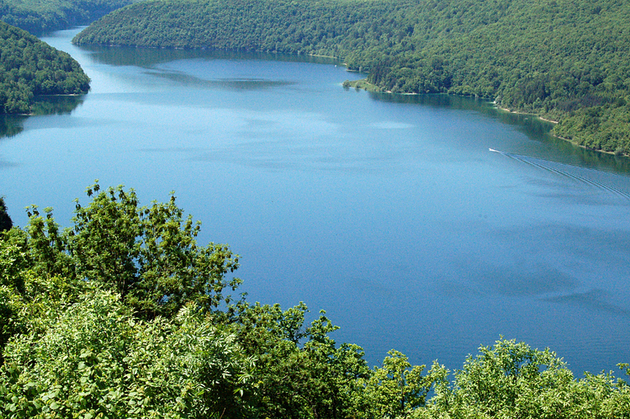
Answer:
2, 28, 630, 375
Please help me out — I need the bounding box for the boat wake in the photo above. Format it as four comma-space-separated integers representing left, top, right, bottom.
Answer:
489, 148, 630, 201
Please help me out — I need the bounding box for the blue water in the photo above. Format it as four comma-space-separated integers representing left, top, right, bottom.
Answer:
2, 28, 630, 375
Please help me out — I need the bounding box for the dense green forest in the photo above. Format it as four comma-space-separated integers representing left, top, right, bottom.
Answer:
1, 184, 630, 418
0, 0, 131, 34
73, 0, 630, 155
0, 21, 90, 114
0, 0, 127, 114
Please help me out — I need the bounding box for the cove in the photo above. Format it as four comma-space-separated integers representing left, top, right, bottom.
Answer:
1, 28, 630, 375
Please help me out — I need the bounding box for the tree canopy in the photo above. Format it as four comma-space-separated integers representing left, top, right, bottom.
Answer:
0, 21, 90, 114
0, 0, 131, 34
1, 184, 630, 417
0, 197, 11, 232
73, 0, 630, 155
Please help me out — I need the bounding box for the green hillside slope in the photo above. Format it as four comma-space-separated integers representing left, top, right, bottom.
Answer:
0, 21, 90, 114
73, 0, 630, 155
0, 0, 131, 34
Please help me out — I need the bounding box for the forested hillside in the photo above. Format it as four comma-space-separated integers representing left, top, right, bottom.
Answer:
0, 0, 131, 34
0, 21, 90, 114
73, 0, 630, 155
1, 184, 630, 418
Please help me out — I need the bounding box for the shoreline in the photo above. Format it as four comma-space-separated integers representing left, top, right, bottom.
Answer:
493, 102, 558, 124
494, 103, 627, 157
342, 85, 626, 158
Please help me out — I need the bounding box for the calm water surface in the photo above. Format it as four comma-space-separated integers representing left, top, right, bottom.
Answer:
2, 28, 630, 375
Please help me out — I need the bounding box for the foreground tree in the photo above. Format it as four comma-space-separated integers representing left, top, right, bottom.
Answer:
0, 197, 11, 232
24, 183, 241, 320
0, 184, 381, 417
417, 338, 630, 419
0, 292, 252, 418
3, 185, 630, 418
235, 302, 373, 418
358, 350, 442, 419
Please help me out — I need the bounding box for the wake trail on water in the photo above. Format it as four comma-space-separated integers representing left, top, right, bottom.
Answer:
489, 148, 630, 201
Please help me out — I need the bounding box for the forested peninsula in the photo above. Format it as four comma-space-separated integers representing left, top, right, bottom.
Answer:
2, 184, 630, 418
0, 0, 131, 34
0, 0, 135, 114
73, 0, 630, 155
0, 21, 90, 114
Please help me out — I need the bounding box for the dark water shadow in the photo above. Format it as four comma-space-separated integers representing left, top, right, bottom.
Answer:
543, 289, 630, 318
0, 115, 26, 169
0, 115, 27, 139
145, 69, 296, 91
0, 95, 84, 144
31, 95, 86, 116
82, 45, 338, 68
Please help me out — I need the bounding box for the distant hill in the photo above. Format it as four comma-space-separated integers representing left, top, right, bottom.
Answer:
0, 21, 90, 114
0, 0, 131, 34
73, 0, 630, 155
